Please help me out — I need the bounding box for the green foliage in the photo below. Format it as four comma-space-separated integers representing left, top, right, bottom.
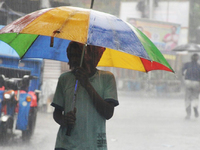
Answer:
189, 0, 200, 42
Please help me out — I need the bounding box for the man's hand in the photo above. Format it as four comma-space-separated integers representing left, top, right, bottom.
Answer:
53, 108, 77, 127
63, 107, 77, 127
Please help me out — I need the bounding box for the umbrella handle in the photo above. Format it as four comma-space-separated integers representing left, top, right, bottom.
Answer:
66, 125, 73, 136
65, 44, 87, 136
65, 80, 78, 136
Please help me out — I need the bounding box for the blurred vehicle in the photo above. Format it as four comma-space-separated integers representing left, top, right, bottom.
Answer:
0, 54, 43, 143
172, 43, 200, 53
0, 74, 38, 142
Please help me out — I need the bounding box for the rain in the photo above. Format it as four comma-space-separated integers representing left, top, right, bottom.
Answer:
0, 0, 200, 150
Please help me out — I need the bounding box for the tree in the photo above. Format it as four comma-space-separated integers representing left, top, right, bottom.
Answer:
189, 0, 200, 43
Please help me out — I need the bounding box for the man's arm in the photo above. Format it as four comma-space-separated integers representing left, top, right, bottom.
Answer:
53, 108, 64, 126
85, 82, 115, 120
75, 67, 115, 120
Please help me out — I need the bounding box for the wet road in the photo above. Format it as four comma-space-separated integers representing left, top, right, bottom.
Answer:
107, 93, 200, 150
0, 112, 58, 150
0, 92, 200, 150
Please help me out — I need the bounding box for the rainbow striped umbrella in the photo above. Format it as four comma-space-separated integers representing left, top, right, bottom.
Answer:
0, 6, 173, 73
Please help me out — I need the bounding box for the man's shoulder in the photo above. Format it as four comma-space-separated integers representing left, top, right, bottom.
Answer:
183, 62, 191, 67
96, 70, 116, 82
61, 71, 72, 76
97, 69, 114, 76
184, 62, 190, 65
59, 71, 73, 79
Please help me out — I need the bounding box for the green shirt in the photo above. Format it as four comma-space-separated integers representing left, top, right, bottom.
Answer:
51, 70, 118, 150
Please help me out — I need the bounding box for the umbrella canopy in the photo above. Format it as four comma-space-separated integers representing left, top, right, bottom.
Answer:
172, 43, 200, 53
0, 6, 174, 73
0, 25, 19, 57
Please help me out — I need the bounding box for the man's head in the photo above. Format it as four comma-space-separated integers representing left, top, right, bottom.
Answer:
67, 42, 82, 70
67, 41, 105, 73
191, 53, 199, 62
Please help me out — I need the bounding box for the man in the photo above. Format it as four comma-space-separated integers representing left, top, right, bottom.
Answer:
182, 53, 200, 119
51, 41, 119, 150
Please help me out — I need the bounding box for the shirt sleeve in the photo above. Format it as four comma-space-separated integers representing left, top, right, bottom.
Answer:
103, 72, 119, 106
51, 76, 65, 111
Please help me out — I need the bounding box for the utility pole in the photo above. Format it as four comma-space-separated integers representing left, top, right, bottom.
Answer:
149, 0, 154, 19
40, 0, 51, 9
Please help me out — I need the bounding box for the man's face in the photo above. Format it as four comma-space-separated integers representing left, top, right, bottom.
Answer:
68, 43, 92, 72
68, 46, 82, 70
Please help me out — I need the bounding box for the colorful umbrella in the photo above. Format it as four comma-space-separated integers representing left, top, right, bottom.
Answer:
0, 6, 174, 73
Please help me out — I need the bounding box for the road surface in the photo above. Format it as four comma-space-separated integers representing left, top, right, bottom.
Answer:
0, 92, 200, 150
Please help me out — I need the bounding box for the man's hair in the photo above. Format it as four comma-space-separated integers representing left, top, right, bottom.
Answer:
192, 53, 199, 58
191, 53, 199, 61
